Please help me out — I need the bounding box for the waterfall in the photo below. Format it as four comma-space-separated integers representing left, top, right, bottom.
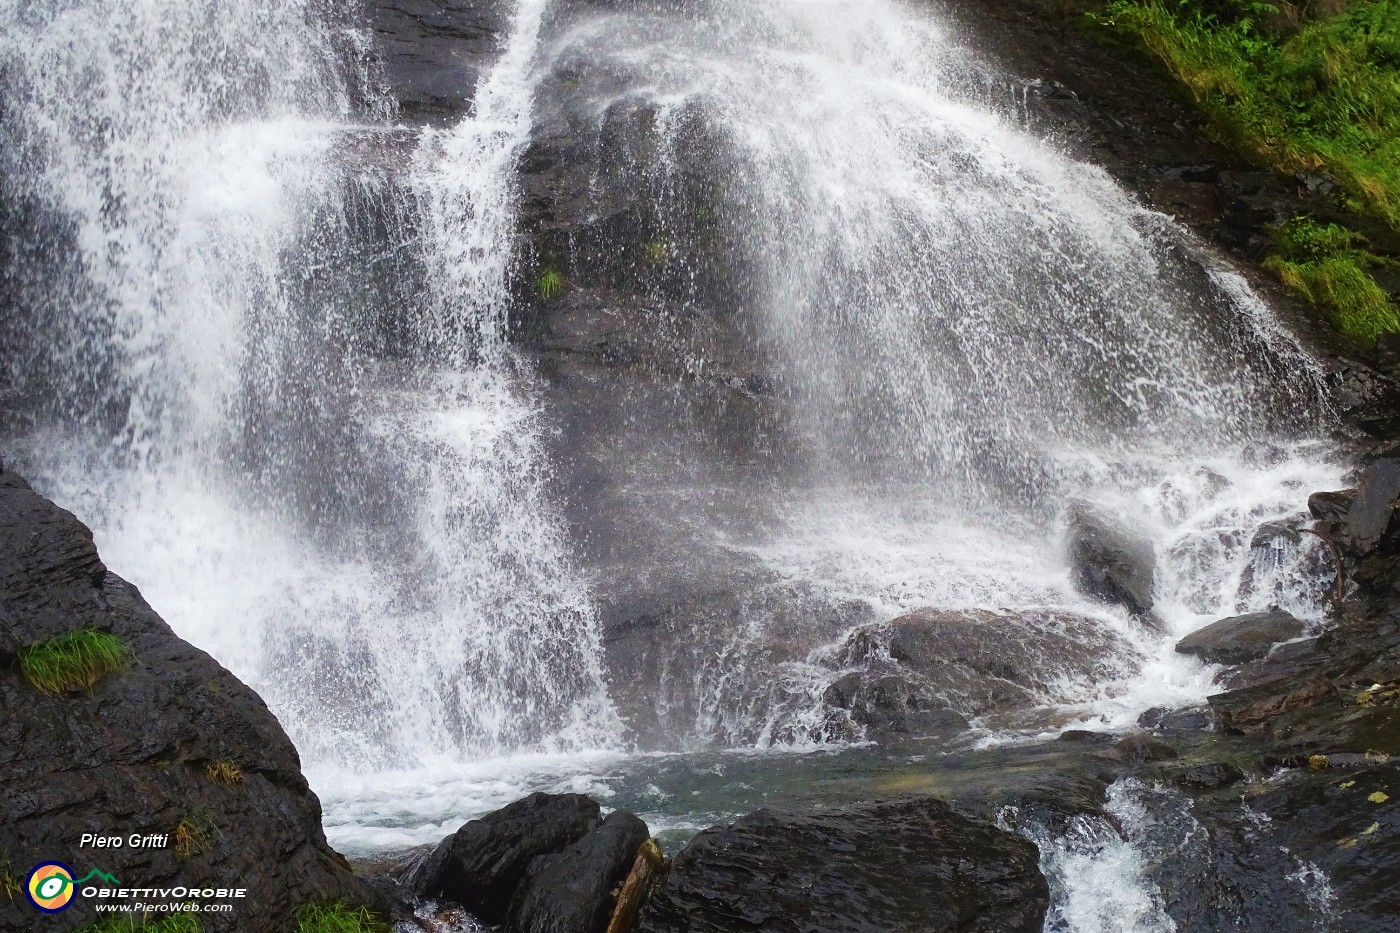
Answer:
0, 0, 619, 766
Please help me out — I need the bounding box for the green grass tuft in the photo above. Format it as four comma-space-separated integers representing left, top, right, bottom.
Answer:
19, 629, 132, 694
1263, 216, 1400, 342
295, 903, 391, 933
537, 267, 565, 300
77, 914, 200, 932
1096, 0, 1400, 228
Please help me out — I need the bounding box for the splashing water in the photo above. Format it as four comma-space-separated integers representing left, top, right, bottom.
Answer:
0, 0, 619, 766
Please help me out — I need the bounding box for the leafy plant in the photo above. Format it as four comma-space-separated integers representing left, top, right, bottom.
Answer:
19, 629, 132, 694
537, 267, 565, 299
295, 903, 391, 933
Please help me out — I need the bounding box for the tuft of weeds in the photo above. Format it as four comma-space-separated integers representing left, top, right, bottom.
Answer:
173, 812, 220, 859
295, 903, 391, 933
537, 267, 565, 299
1095, 0, 1400, 229
0, 861, 20, 904
1263, 216, 1400, 342
19, 629, 132, 694
204, 760, 244, 786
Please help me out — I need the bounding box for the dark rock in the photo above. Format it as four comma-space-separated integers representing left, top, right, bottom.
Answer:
1175, 610, 1306, 665
1139, 705, 1215, 732
1115, 734, 1179, 762
0, 470, 377, 931
506, 811, 650, 933
637, 797, 1049, 933
1171, 762, 1246, 790
1209, 676, 1338, 734
407, 793, 602, 924
1308, 489, 1356, 524
1248, 519, 1302, 551
822, 607, 1141, 736
822, 671, 971, 740
367, 0, 509, 125
1058, 729, 1118, 745
1066, 500, 1155, 618
1339, 459, 1400, 556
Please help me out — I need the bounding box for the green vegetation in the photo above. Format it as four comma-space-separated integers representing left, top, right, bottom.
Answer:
1095, 0, 1400, 341
1098, 0, 1400, 223
295, 903, 391, 933
1264, 216, 1400, 340
77, 915, 200, 932
537, 267, 565, 299
19, 629, 132, 694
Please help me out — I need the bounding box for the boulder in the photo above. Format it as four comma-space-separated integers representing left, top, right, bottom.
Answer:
1138, 705, 1215, 732
1208, 675, 1338, 734
822, 607, 1140, 738
506, 811, 650, 933
0, 468, 378, 931
404, 792, 602, 923
636, 797, 1049, 933
1339, 459, 1400, 556
1307, 489, 1355, 524
1066, 500, 1156, 618
1174, 610, 1306, 665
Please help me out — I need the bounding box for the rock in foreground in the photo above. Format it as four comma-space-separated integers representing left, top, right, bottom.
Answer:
404, 792, 651, 933
637, 796, 1048, 933
0, 468, 376, 932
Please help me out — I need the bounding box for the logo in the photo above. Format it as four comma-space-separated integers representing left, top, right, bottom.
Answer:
24, 863, 122, 913
25, 862, 75, 913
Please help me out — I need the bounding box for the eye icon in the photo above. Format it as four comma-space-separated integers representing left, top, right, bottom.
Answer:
26, 862, 76, 913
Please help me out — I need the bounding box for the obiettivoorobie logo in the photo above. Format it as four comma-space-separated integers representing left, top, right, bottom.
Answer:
25, 862, 121, 913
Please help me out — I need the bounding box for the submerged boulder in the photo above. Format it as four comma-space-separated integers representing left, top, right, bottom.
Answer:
637, 796, 1048, 933
403, 792, 603, 923
1175, 610, 1306, 665
0, 467, 377, 931
1066, 500, 1156, 619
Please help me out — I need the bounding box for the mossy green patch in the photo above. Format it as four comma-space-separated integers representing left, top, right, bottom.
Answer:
19, 629, 132, 694
1096, 0, 1400, 228
295, 903, 391, 933
1262, 216, 1400, 342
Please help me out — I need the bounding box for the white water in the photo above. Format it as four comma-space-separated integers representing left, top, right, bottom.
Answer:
0, 0, 619, 766
0, 0, 1347, 880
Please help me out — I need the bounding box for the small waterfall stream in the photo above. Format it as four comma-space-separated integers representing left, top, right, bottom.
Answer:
0, 0, 1354, 923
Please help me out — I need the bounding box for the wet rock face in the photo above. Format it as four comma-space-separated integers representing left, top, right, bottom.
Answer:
506, 811, 650, 933
1065, 501, 1156, 619
0, 468, 375, 932
637, 796, 1049, 933
823, 607, 1142, 738
1175, 610, 1306, 665
366, 0, 509, 125
404, 792, 603, 924
1338, 459, 1400, 557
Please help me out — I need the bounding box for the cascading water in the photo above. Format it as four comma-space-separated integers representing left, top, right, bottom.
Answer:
0, 0, 1352, 908
0, 0, 618, 767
